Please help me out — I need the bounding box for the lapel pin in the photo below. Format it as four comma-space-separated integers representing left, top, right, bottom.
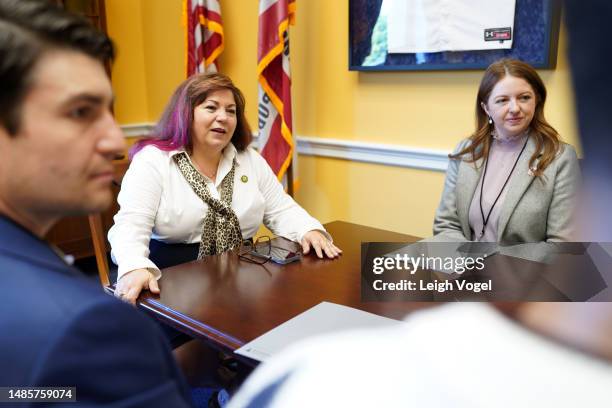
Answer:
528, 166, 537, 177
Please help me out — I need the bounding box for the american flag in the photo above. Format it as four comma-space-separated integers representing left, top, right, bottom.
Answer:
185, 0, 224, 74
257, 0, 297, 192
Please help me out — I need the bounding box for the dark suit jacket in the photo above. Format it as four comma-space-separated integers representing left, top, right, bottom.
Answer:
565, 0, 612, 240
0, 215, 193, 407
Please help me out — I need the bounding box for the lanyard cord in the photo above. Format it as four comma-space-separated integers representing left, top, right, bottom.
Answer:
478, 136, 529, 239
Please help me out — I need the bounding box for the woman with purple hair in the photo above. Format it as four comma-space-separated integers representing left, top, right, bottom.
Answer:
108, 73, 341, 304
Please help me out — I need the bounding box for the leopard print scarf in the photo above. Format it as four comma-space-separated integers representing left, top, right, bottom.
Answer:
173, 152, 242, 258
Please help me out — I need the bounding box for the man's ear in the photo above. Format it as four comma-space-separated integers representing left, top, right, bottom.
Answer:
0, 124, 10, 141
0, 121, 19, 149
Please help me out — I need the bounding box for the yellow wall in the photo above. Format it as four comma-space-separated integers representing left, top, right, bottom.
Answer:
105, 0, 148, 123
106, 0, 579, 238
218, 1, 259, 126
140, 0, 185, 120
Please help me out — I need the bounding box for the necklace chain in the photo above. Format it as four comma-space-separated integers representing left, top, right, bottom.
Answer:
478, 135, 529, 240
491, 129, 527, 142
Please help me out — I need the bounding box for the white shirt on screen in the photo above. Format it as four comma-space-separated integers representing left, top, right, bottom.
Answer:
108, 143, 326, 280
387, 0, 516, 53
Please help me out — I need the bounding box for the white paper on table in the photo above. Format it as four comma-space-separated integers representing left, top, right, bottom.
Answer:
235, 301, 400, 362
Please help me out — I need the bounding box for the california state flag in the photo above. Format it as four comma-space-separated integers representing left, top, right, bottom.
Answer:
257, 0, 296, 190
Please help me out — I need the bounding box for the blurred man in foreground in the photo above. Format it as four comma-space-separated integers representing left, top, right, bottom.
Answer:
0, 1, 193, 405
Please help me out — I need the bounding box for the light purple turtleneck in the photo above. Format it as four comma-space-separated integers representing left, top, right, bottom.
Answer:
468, 134, 529, 242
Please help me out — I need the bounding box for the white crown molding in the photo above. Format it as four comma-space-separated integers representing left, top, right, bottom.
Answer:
120, 123, 155, 137
120, 124, 449, 172
295, 136, 449, 172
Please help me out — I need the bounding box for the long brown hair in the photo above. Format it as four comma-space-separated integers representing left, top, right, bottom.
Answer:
450, 58, 560, 176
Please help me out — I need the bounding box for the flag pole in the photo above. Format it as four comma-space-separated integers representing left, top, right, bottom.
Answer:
287, 161, 294, 197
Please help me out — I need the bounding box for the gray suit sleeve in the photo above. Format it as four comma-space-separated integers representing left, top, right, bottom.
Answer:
431, 141, 470, 241
545, 144, 581, 242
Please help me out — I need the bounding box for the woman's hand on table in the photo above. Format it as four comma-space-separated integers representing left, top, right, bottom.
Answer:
114, 268, 160, 305
301, 230, 342, 259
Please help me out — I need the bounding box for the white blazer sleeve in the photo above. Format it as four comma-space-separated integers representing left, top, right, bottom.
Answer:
251, 150, 329, 242
108, 149, 163, 280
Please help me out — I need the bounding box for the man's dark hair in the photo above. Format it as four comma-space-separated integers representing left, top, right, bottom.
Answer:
0, 0, 115, 134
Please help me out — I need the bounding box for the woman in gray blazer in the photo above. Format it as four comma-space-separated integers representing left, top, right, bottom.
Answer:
433, 59, 580, 244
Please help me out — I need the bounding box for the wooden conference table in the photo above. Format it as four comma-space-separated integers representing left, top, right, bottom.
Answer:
132, 221, 580, 359
135, 221, 428, 354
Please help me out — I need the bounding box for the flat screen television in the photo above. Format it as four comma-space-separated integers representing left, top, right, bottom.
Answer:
349, 0, 562, 71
